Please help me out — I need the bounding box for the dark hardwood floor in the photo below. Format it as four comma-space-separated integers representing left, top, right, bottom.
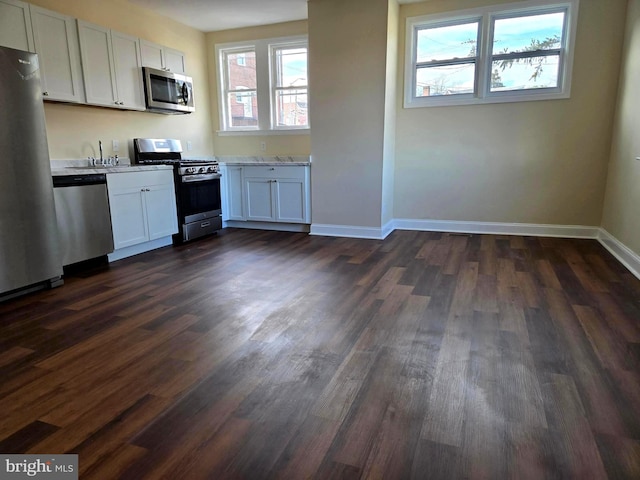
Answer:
1, 228, 640, 479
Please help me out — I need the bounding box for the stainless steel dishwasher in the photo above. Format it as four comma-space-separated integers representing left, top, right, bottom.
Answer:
53, 174, 114, 266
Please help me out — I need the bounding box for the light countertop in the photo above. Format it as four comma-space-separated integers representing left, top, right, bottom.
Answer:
217, 155, 310, 166
50, 158, 173, 176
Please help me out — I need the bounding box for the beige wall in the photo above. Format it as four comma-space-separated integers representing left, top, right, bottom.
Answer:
31, 0, 214, 160
308, 0, 392, 229
206, 20, 311, 156
394, 0, 628, 226
602, 0, 640, 254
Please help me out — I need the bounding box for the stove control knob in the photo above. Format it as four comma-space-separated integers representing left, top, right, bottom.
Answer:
186, 167, 196, 174
198, 167, 205, 173
207, 166, 215, 173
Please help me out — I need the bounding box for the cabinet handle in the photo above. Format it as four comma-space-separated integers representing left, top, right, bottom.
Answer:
269, 167, 275, 171
43, 91, 49, 96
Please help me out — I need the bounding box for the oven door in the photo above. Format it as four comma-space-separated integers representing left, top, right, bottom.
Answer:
178, 175, 222, 224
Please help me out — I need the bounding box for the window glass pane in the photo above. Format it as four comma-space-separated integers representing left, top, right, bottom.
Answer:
275, 89, 308, 126
226, 50, 256, 90
275, 47, 307, 88
416, 63, 476, 96
227, 91, 258, 127
489, 54, 560, 92
493, 12, 564, 55
416, 22, 479, 63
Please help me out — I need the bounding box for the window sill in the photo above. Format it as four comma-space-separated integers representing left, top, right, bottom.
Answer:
404, 89, 570, 109
217, 128, 310, 137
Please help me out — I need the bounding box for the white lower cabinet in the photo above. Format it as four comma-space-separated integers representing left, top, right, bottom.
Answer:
245, 177, 276, 221
221, 165, 245, 221
274, 178, 309, 223
222, 164, 310, 225
107, 170, 178, 256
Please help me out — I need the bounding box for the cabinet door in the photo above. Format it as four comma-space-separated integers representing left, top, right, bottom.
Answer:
144, 183, 178, 240
225, 166, 245, 221
109, 188, 148, 249
140, 39, 164, 69
0, 0, 34, 52
164, 47, 185, 73
77, 20, 118, 107
274, 178, 308, 223
245, 178, 275, 221
30, 6, 84, 103
111, 31, 145, 110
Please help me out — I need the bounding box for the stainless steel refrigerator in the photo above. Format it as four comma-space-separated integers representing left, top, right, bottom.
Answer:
0, 46, 63, 299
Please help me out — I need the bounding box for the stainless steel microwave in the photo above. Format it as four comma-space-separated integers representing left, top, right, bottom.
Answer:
143, 67, 195, 114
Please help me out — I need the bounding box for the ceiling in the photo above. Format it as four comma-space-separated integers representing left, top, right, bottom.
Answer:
128, 0, 425, 33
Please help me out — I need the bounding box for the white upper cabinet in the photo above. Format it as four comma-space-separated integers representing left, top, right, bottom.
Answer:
163, 47, 186, 73
140, 39, 163, 69
77, 20, 145, 110
140, 39, 185, 73
0, 0, 34, 52
30, 5, 84, 103
110, 31, 145, 110
77, 21, 117, 107
1, 0, 184, 111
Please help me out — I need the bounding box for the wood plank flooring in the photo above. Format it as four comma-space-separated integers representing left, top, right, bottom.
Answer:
1, 228, 640, 479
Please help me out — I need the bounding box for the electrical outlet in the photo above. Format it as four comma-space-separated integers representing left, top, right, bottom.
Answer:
112, 140, 119, 152
260, 141, 266, 152
187, 141, 193, 151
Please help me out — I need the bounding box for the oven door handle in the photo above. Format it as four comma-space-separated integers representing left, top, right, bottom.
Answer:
181, 174, 221, 183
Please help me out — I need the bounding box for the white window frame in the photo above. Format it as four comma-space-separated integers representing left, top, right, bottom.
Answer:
404, 0, 579, 108
270, 41, 309, 131
216, 35, 309, 134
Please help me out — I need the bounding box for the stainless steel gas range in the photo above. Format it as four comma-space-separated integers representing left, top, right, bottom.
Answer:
134, 138, 222, 243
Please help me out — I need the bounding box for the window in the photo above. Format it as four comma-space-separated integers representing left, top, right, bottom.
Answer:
271, 45, 308, 128
216, 36, 309, 133
405, 0, 579, 108
222, 50, 258, 127
414, 20, 481, 99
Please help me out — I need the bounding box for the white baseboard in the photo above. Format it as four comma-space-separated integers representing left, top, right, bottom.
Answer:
597, 229, 640, 281
393, 219, 600, 239
234, 217, 640, 281
310, 220, 394, 240
108, 236, 173, 262
224, 220, 310, 233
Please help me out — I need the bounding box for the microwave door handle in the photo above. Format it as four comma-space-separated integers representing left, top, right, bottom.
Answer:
181, 83, 188, 105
